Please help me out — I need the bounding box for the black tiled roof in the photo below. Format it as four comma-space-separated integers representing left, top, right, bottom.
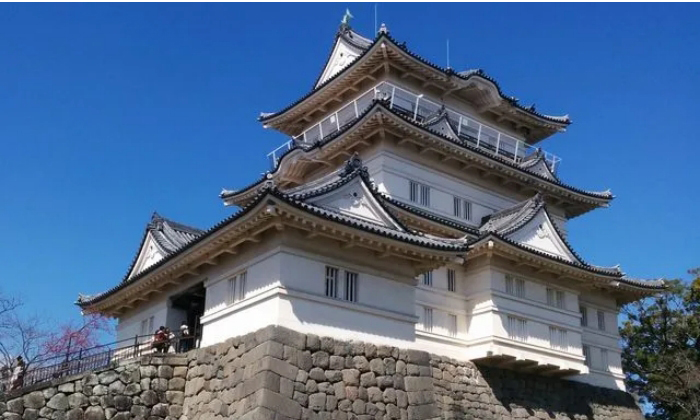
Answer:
260, 32, 570, 126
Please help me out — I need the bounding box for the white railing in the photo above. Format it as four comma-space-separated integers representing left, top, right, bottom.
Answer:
267, 82, 561, 171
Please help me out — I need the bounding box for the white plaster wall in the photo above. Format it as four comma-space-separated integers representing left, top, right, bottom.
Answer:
364, 152, 517, 226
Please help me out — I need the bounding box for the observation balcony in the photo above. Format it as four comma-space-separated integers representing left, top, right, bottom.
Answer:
267, 82, 561, 171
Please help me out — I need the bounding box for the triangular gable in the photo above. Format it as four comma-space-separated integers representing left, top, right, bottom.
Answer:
520, 154, 558, 181
504, 208, 580, 263
127, 232, 167, 279
315, 31, 370, 88
307, 176, 405, 231
424, 115, 459, 140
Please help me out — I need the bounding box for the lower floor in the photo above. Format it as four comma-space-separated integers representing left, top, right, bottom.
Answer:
115, 241, 626, 391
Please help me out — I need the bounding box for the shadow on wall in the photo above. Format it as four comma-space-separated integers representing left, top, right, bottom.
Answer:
477, 366, 639, 419
288, 295, 416, 343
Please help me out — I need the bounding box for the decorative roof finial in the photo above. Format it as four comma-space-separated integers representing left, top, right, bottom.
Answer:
340, 8, 354, 30
378, 23, 389, 35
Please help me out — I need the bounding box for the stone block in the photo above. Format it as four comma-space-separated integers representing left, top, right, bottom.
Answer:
98, 371, 118, 385
24, 392, 46, 410
338, 399, 352, 412
113, 396, 131, 411
383, 389, 396, 404
104, 408, 116, 420
308, 368, 326, 382
124, 383, 141, 396
139, 366, 157, 379
341, 369, 360, 386
255, 326, 306, 350
151, 403, 168, 417
280, 377, 294, 398
84, 406, 105, 420
351, 400, 365, 415
395, 361, 406, 376
108, 381, 125, 395
403, 377, 432, 392
308, 393, 326, 412
305, 380, 318, 394
333, 382, 346, 400
22, 409, 38, 420
168, 378, 185, 391
47, 394, 69, 411
165, 391, 184, 405
360, 372, 376, 387
292, 391, 308, 408
8, 398, 24, 413
173, 367, 187, 378
311, 352, 330, 369
405, 351, 429, 366
130, 406, 148, 417
367, 387, 382, 403
51, 411, 67, 420
168, 405, 183, 418
395, 390, 411, 405
352, 356, 369, 372
406, 405, 438, 420
242, 370, 281, 397
329, 356, 345, 370
141, 391, 158, 407
253, 389, 302, 419
151, 378, 169, 392
158, 366, 174, 379
324, 370, 343, 383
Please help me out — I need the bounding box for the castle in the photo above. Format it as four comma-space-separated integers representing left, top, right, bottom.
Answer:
77, 16, 664, 393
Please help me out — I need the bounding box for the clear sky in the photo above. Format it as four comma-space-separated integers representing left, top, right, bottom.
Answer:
1, 3, 698, 330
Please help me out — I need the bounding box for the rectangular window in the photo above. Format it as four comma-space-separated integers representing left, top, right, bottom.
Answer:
582, 345, 591, 367
600, 349, 609, 371
448, 314, 457, 337
580, 306, 588, 327
422, 270, 433, 287
140, 319, 148, 336
549, 326, 568, 351
453, 197, 473, 221
227, 271, 247, 305
597, 310, 606, 331
447, 269, 456, 292
325, 266, 339, 298
507, 316, 527, 342
344, 271, 358, 302
546, 288, 566, 309
148, 316, 154, 334
409, 181, 430, 207
505, 275, 525, 298
423, 307, 433, 332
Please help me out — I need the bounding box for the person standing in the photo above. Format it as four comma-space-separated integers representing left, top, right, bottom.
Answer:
179, 321, 190, 352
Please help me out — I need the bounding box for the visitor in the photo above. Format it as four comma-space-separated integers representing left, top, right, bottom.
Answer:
165, 328, 176, 354
152, 326, 167, 354
10, 356, 26, 390
179, 321, 190, 352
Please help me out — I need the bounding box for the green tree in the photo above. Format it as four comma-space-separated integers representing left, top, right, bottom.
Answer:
620, 270, 700, 420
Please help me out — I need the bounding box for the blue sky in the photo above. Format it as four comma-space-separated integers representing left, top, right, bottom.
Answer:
0, 3, 698, 330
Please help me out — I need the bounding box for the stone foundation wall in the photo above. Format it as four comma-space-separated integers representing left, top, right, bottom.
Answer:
2, 327, 643, 420
0, 355, 187, 420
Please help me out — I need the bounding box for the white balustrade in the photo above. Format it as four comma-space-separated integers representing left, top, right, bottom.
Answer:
267, 82, 561, 172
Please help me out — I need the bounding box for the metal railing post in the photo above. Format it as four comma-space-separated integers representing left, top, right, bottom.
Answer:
513, 140, 520, 163
476, 125, 482, 148
389, 86, 396, 109
133, 335, 139, 358
457, 116, 462, 136
495, 133, 501, 156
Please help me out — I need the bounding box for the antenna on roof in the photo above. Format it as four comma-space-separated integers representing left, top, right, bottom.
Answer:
446, 39, 451, 69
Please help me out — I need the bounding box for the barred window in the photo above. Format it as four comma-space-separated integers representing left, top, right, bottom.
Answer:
546, 288, 566, 309
597, 310, 606, 331
420, 185, 431, 207
453, 197, 473, 221
549, 326, 568, 351
580, 306, 588, 327
423, 307, 433, 332
448, 314, 457, 337
505, 275, 525, 298
325, 266, 339, 298
344, 271, 358, 302
453, 197, 461, 218
227, 271, 247, 305
447, 269, 456, 292
600, 349, 609, 371
507, 316, 527, 342
422, 270, 433, 287
582, 345, 591, 367
409, 181, 419, 203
